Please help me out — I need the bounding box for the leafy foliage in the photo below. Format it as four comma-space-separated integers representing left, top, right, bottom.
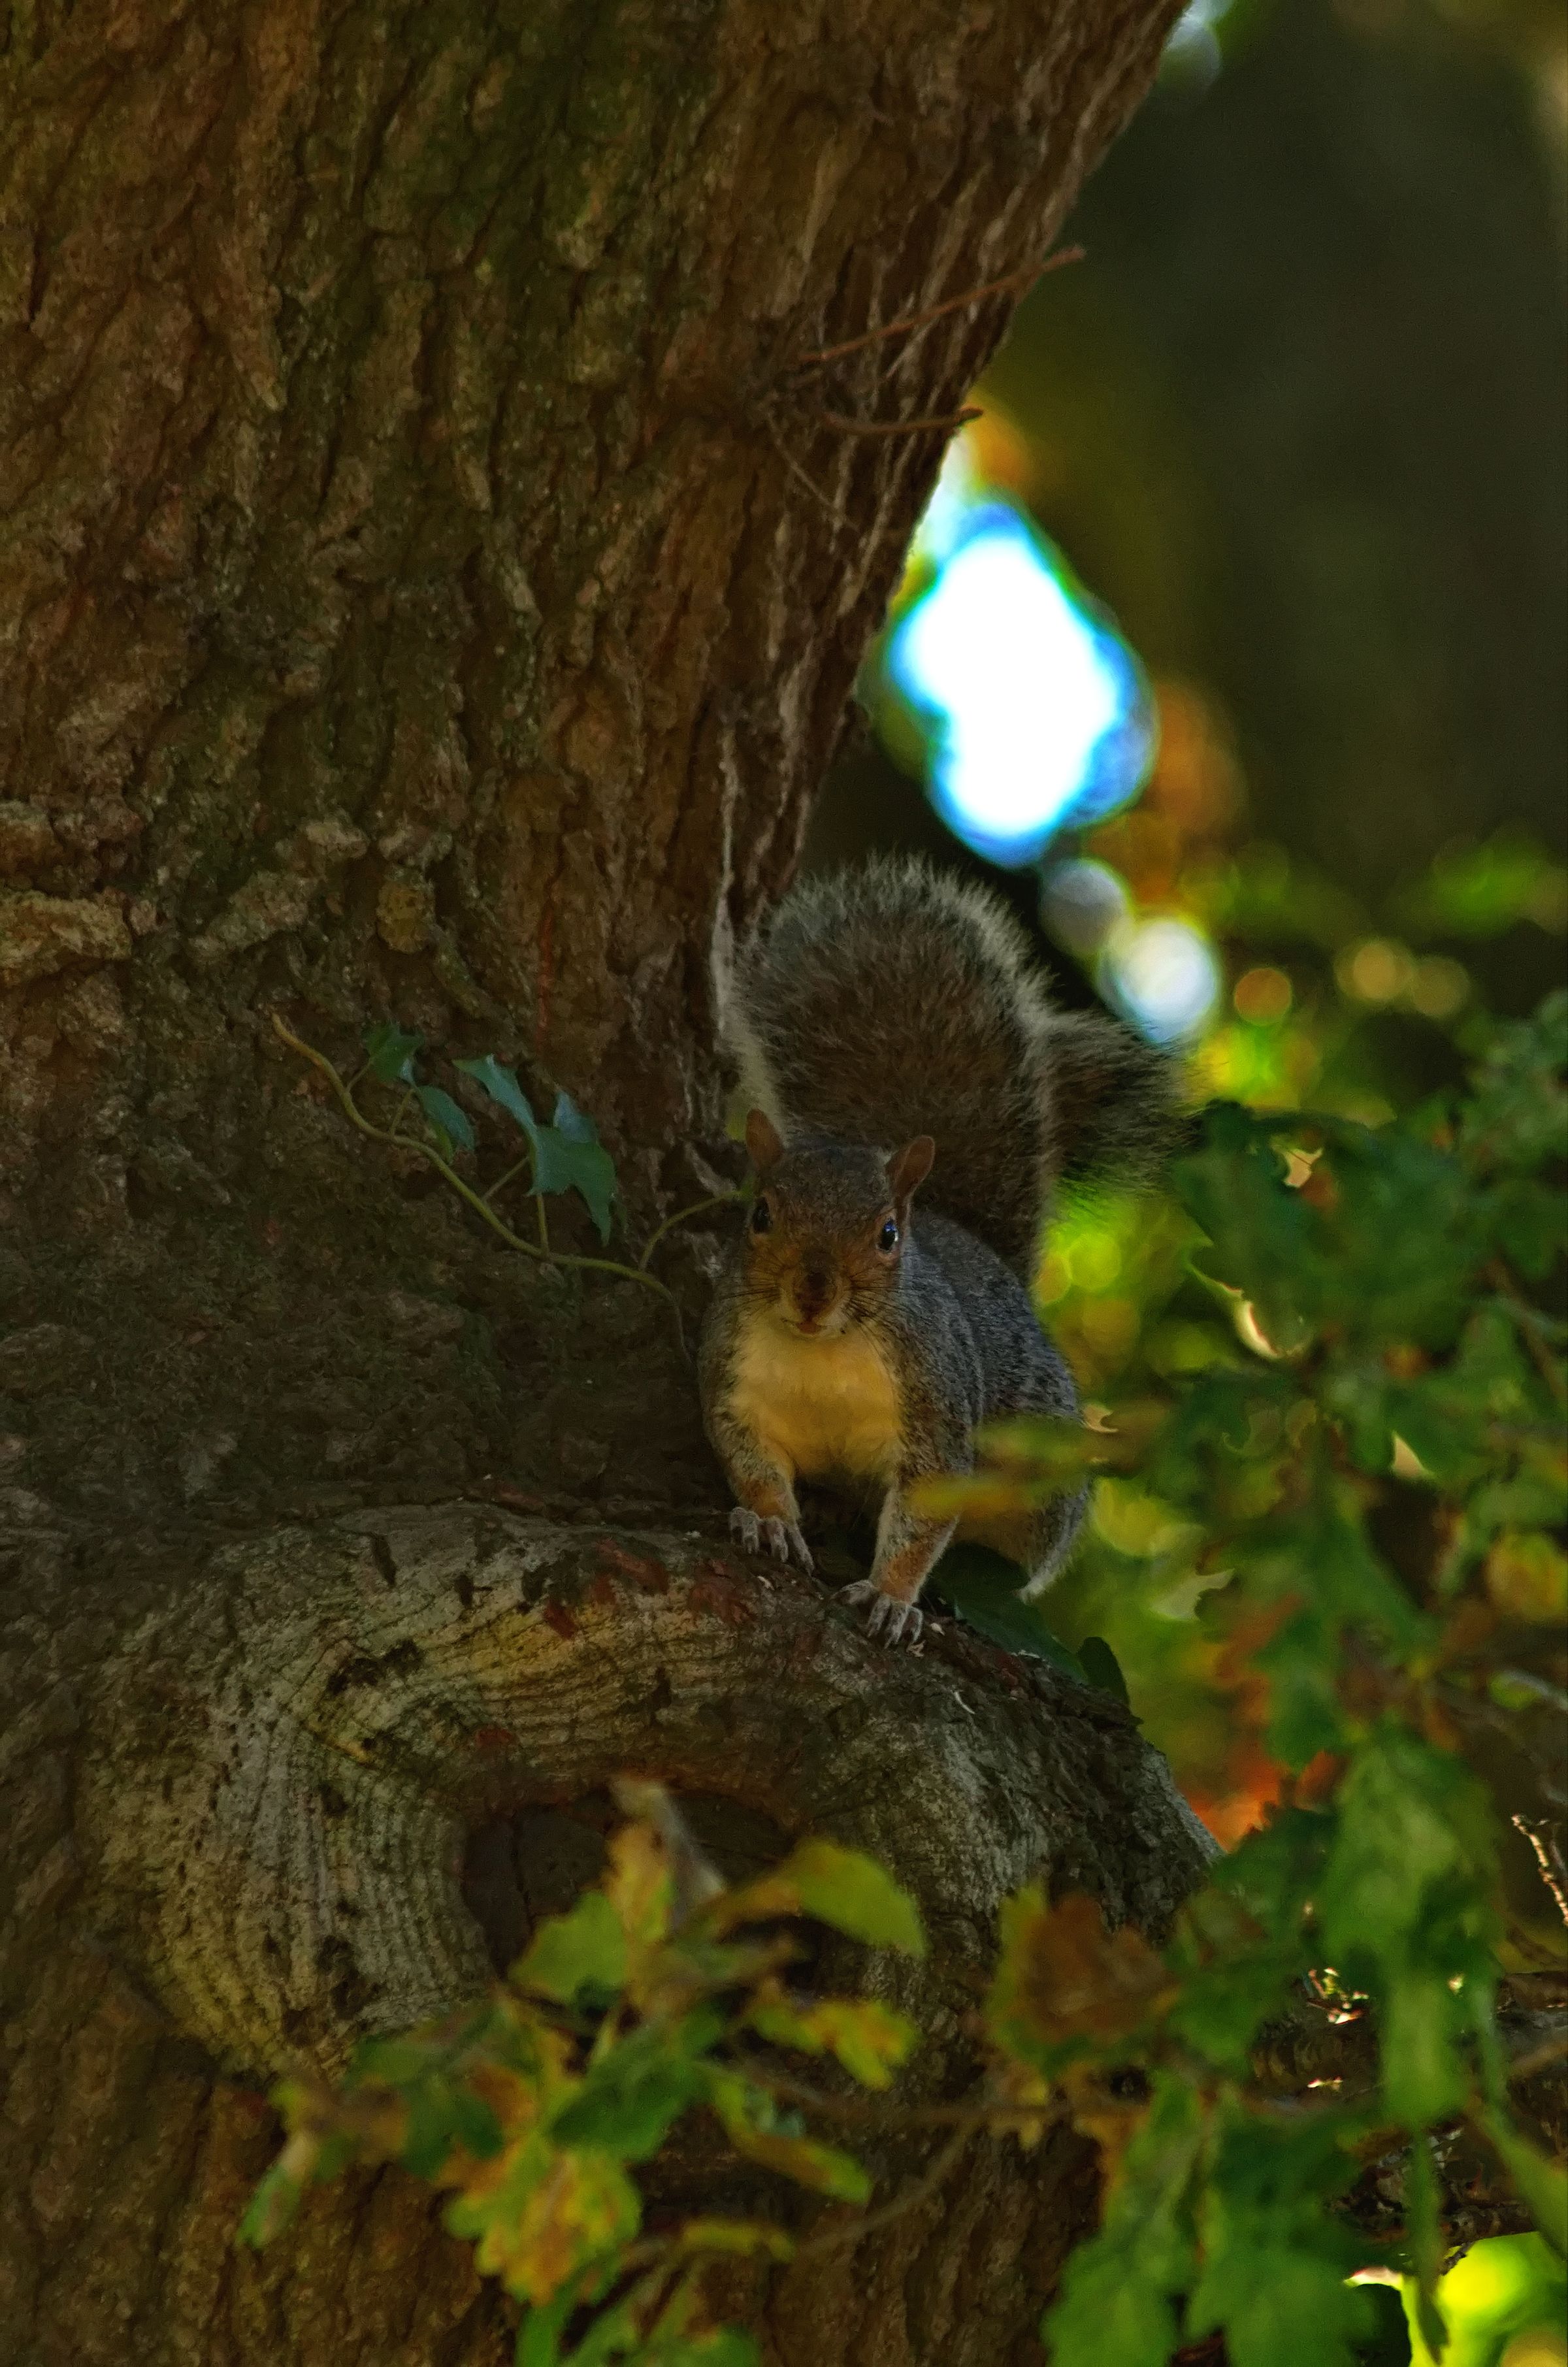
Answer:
943, 993, 1567, 2360
252, 999, 1565, 2362
244, 1784, 923, 2364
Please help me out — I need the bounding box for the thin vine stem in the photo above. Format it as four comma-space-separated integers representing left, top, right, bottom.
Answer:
270, 1016, 680, 1316
637, 1190, 743, 1269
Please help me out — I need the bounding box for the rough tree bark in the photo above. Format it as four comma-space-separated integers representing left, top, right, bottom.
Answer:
0, 5, 1212, 2362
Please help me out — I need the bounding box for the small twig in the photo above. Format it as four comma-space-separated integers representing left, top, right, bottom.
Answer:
270, 1017, 681, 1324
1512, 1815, 1568, 1929
638, 1190, 743, 1271
792, 246, 1084, 370
791, 2125, 972, 2260
761, 406, 856, 531
817, 404, 981, 439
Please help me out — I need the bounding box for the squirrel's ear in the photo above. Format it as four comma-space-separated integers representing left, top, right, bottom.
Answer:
743, 1109, 785, 1171
887, 1135, 935, 1203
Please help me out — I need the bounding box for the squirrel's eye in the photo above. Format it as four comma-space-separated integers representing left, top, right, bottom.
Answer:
750, 1198, 772, 1235
879, 1217, 900, 1252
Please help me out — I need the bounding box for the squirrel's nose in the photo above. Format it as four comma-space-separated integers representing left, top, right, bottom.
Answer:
794, 1262, 836, 1314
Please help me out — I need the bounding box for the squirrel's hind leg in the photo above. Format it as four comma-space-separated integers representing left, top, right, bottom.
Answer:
1019, 1482, 1090, 1599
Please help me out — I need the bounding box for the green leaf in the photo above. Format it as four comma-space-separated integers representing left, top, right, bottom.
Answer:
551, 1092, 598, 1145
457, 1053, 537, 1135
547, 1094, 619, 1243
515, 2280, 577, 2367
1043, 2073, 1203, 2367
1255, 1607, 1347, 1771
1478, 2112, 1568, 2259
1077, 1635, 1131, 1706
703, 2072, 871, 2201
364, 1022, 423, 1084
1185, 2101, 1376, 2367
455, 1058, 569, 1192
416, 1084, 476, 1157
657, 2336, 758, 2367
1318, 1727, 1499, 2125
551, 2043, 706, 2163
402, 2079, 464, 2179
930, 1543, 1090, 1678
238, 2155, 308, 2247
714, 1839, 925, 1957
791, 1843, 926, 1955
455, 1066, 620, 1239
1404, 2135, 1448, 2356
515, 1892, 629, 2006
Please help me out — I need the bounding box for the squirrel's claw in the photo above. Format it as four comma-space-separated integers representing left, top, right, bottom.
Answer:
730, 1507, 814, 1574
837, 1579, 923, 1648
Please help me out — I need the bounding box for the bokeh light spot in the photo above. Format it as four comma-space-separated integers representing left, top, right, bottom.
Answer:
1233, 965, 1292, 1024
1337, 938, 1414, 1004
879, 442, 1154, 868
1408, 955, 1471, 1019
1102, 915, 1222, 1043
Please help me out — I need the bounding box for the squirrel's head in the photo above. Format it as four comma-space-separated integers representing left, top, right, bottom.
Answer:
739, 1109, 934, 1337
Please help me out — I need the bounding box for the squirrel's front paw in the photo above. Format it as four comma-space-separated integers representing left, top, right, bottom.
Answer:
729, 1506, 814, 1574
836, 1579, 923, 1648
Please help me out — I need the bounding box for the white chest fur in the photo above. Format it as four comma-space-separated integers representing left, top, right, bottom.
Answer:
727, 1320, 902, 1486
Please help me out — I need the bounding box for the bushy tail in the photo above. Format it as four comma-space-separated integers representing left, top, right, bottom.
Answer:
725, 857, 1177, 1275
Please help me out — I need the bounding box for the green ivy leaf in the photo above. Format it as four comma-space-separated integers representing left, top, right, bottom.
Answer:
364, 1022, 424, 1084
547, 1094, 619, 1243
453, 1063, 619, 1239
456, 1055, 547, 1153
515, 1892, 629, 2006
415, 1084, 476, 1157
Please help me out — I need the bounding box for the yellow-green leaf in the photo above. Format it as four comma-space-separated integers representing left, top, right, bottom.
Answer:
704, 2071, 872, 2202
676, 2217, 796, 2261
514, 1891, 628, 2005
744, 1989, 917, 2090
713, 1840, 925, 1957
474, 2145, 640, 2303
606, 1822, 674, 1953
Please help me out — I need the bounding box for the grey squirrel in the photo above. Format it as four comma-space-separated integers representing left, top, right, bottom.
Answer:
698, 858, 1176, 1644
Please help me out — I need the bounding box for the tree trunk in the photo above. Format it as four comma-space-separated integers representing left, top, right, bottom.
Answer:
0, 5, 1200, 2361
